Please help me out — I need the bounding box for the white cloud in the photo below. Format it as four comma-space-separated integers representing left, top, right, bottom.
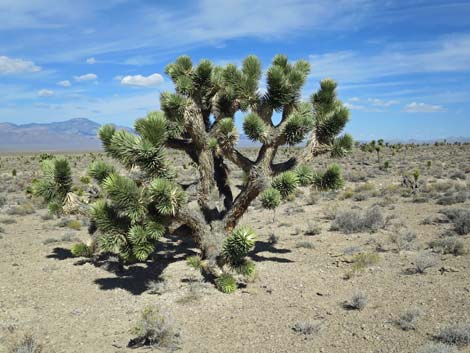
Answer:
0, 56, 41, 74
344, 102, 366, 111
86, 57, 96, 64
404, 102, 445, 113
309, 34, 470, 83
368, 98, 399, 107
74, 73, 97, 81
120, 73, 164, 87
37, 89, 54, 97
57, 80, 71, 87
348, 97, 360, 102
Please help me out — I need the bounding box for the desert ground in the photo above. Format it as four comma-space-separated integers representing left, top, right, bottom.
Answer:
0, 144, 469, 353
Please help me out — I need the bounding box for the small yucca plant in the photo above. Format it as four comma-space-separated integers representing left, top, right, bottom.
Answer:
31, 158, 73, 215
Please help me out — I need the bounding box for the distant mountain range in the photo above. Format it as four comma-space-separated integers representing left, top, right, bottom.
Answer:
0, 118, 468, 152
0, 118, 131, 152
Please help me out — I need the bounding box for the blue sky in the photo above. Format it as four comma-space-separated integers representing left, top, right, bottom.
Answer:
1, 0, 469, 140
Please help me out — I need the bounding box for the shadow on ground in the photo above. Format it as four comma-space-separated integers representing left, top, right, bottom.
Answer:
250, 240, 293, 263
47, 236, 293, 295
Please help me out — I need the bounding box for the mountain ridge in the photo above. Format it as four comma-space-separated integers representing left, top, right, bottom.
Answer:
0, 118, 469, 152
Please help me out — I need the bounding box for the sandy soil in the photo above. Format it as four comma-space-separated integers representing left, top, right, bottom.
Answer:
0, 145, 469, 353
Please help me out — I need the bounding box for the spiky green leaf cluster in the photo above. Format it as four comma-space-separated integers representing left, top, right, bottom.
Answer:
243, 112, 266, 142
283, 110, 314, 145
102, 174, 146, 223
313, 164, 344, 191
311, 79, 350, 147
331, 134, 354, 158
222, 226, 256, 266
260, 188, 281, 210
233, 259, 256, 277
149, 178, 186, 216
91, 197, 164, 261
31, 158, 73, 214
216, 118, 238, 148
266, 55, 310, 110
186, 255, 205, 270
215, 273, 237, 294
272, 171, 299, 199
88, 161, 116, 184
295, 165, 315, 186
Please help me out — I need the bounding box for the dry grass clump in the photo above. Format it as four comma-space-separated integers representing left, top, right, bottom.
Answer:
9, 335, 43, 353
331, 206, 385, 234
344, 292, 367, 310
129, 305, 179, 349
419, 343, 458, 353
436, 323, 470, 346
292, 321, 322, 336
429, 237, 465, 256
415, 252, 439, 274
396, 307, 423, 331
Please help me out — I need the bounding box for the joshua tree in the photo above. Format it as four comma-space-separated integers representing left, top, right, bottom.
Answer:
84, 54, 352, 290
31, 157, 73, 215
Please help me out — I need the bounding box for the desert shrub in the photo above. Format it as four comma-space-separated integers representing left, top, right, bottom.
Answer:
66, 219, 82, 230
9, 334, 43, 353
67, 219, 82, 230
292, 321, 322, 336
146, 280, 168, 295
415, 252, 439, 273
351, 252, 380, 272
331, 206, 384, 233
389, 231, 416, 251
397, 307, 422, 331
436, 323, 470, 345
79, 176, 91, 185
306, 191, 319, 205
0, 195, 6, 207
419, 343, 458, 353
6, 202, 35, 216
453, 211, 470, 235
70, 242, 93, 257
429, 238, 465, 256
0, 218, 16, 224
344, 292, 367, 310
450, 171, 466, 180
437, 192, 467, 205
355, 182, 375, 193
295, 241, 315, 249
130, 305, 179, 349
304, 222, 321, 236
186, 255, 205, 271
